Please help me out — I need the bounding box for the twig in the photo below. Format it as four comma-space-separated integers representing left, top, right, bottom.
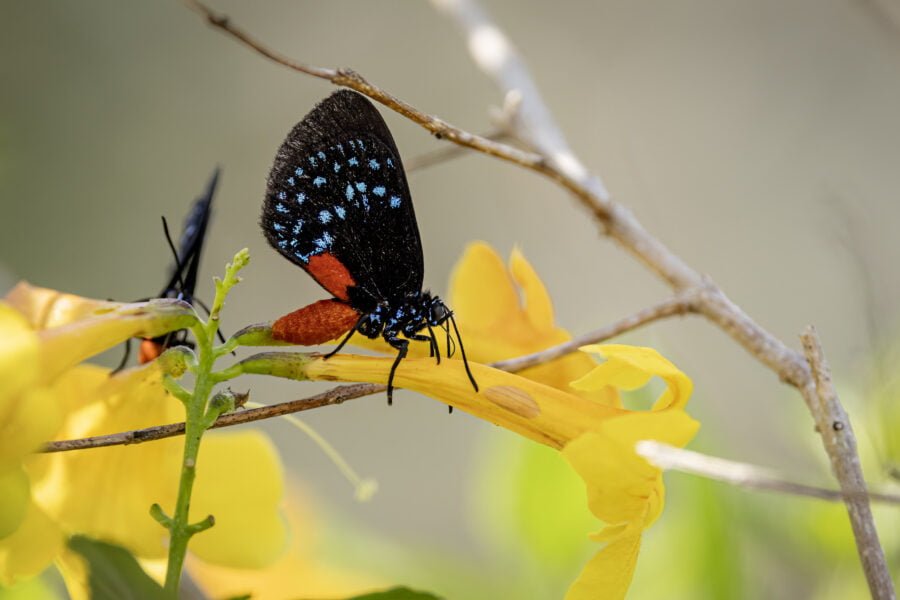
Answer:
42, 383, 383, 452
637, 440, 900, 505
801, 327, 894, 599
492, 293, 696, 372
406, 129, 513, 172
43, 297, 688, 453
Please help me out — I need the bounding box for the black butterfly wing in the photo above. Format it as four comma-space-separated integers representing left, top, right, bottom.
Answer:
160, 167, 218, 301
261, 90, 424, 310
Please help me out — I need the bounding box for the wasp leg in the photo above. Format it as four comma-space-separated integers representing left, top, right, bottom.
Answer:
112, 338, 133, 374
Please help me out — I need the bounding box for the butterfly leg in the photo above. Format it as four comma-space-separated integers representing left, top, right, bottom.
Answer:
385, 336, 409, 406
425, 324, 441, 364
408, 331, 440, 364
324, 313, 367, 359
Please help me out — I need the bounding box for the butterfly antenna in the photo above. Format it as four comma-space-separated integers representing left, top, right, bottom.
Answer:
161, 216, 187, 295
444, 320, 457, 358
449, 314, 478, 392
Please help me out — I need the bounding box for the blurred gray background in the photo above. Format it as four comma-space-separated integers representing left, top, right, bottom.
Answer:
3, 0, 900, 594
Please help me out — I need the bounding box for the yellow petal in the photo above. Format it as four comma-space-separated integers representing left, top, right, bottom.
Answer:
573, 345, 693, 411
250, 353, 625, 449
188, 431, 287, 568
0, 304, 40, 418
509, 246, 555, 333
0, 468, 30, 539
31, 364, 183, 559
188, 485, 382, 599
562, 411, 699, 529
4, 282, 118, 331
565, 532, 642, 600
55, 549, 90, 600
0, 388, 61, 474
449, 241, 520, 333
38, 300, 195, 383
0, 500, 64, 586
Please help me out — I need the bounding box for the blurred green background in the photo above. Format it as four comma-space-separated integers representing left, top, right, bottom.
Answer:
3, 1, 900, 598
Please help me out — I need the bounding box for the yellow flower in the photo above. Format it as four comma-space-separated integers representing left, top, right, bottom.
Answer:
449, 242, 618, 406
0, 282, 287, 588
244, 244, 698, 600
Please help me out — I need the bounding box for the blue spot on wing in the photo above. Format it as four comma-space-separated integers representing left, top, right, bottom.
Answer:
368, 159, 380, 170
317, 151, 326, 160
319, 210, 332, 224
296, 192, 306, 204
348, 157, 359, 167
294, 167, 304, 176
345, 184, 354, 201
373, 186, 386, 197
335, 206, 346, 219
390, 196, 402, 208
314, 176, 326, 187
276, 203, 289, 213
333, 162, 341, 173
356, 182, 367, 192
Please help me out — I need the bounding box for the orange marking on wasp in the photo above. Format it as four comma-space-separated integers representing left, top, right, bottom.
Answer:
273, 299, 359, 345
306, 252, 355, 301
139, 339, 164, 364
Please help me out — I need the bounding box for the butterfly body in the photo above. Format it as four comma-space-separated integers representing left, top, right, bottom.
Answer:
261, 90, 476, 403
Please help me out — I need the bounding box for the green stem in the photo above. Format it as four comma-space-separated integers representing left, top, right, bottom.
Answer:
163, 323, 214, 594
160, 249, 249, 596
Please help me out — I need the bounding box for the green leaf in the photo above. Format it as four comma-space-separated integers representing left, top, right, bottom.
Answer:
68, 536, 169, 600
345, 587, 442, 600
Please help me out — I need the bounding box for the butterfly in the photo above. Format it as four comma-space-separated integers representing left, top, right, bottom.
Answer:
261, 90, 478, 404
